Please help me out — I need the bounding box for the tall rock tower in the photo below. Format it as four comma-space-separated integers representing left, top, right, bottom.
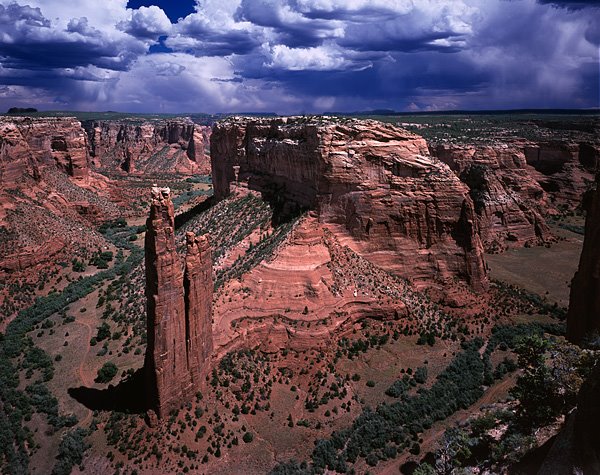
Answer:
567, 173, 600, 345
184, 232, 214, 379
145, 186, 213, 419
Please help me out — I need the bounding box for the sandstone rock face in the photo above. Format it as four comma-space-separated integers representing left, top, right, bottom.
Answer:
0, 116, 89, 183
524, 141, 599, 205
567, 172, 600, 344
85, 119, 211, 174
145, 187, 213, 418
212, 117, 488, 291
432, 144, 551, 251
184, 232, 214, 379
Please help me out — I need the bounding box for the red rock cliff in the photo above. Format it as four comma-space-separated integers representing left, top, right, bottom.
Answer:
432, 144, 551, 252
0, 116, 89, 183
145, 186, 213, 418
211, 117, 488, 291
567, 172, 600, 345
85, 119, 211, 174
184, 232, 214, 379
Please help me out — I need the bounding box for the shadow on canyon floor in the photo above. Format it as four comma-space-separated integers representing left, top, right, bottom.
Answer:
175, 196, 215, 229
68, 368, 147, 414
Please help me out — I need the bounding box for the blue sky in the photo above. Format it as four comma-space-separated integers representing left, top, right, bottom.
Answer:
0, 0, 598, 113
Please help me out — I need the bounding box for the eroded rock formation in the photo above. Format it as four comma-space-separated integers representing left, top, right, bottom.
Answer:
211, 117, 488, 291
524, 141, 599, 204
432, 144, 552, 251
0, 116, 90, 184
145, 186, 213, 419
85, 119, 211, 174
0, 117, 114, 281
567, 172, 600, 345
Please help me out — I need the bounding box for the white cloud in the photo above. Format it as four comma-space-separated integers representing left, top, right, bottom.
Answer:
120, 6, 171, 39
265, 43, 357, 71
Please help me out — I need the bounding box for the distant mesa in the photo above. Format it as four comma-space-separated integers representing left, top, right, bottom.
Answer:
6, 107, 37, 114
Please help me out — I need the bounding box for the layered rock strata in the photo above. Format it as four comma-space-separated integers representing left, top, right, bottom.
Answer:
524, 141, 599, 204
85, 119, 211, 174
432, 144, 552, 251
211, 117, 488, 291
145, 186, 213, 419
567, 172, 600, 344
0, 116, 90, 184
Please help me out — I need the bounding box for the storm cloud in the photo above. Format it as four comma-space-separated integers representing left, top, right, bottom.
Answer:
0, 0, 597, 113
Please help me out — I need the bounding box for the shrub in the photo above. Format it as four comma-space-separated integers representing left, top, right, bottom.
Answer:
95, 362, 118, 383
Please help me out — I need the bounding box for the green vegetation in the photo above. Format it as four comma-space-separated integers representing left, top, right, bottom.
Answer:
0, 218, 142, 474
96, 362, 118, 383
51, 428, 90, 475
274, 339, 487, 473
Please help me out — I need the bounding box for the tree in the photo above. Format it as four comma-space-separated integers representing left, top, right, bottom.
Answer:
435, 428, 471, 475
510, 335, 560, 429
95, 362, 118, 383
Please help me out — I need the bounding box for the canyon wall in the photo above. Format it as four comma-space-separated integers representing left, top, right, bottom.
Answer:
0, 117, 110, 277
145, 187, 213, 419
524, 141, 599, 204
432, 144, 552, 252
567, 171, 600, 345
0, 116, 90, 185
85, 119, 211, 174
211, 117, 488, 291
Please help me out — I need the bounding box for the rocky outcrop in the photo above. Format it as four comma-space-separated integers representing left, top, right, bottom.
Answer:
184, 232, 214, 379
211, 117, 488, 291
539, 364, 600, 474
524, 141, 599, 205
145, 186, 213, 419
432, 144, 552, 252
567, 172, 600, 345
85, 119, 211, 175
0, 116, 89, 184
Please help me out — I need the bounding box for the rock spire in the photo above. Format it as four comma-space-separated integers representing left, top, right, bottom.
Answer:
144, 186, 213, 419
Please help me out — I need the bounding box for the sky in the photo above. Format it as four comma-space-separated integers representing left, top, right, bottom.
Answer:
0, 0, 598, 113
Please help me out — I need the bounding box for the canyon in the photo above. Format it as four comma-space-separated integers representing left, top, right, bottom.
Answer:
85, 119, 211, 175
0, 112, 597, 475
211, 117, 488, 291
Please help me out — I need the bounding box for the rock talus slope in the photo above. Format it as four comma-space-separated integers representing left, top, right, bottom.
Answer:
145, 187, 213, 418
0, 117, 114, 277
211, 117, 488, 291
567, 171, 600, 344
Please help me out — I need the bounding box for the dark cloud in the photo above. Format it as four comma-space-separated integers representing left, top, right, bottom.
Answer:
236, 0, 344, 47
0, 3, 145, 74
0, 0, 597, 112
537, 0, 600, 9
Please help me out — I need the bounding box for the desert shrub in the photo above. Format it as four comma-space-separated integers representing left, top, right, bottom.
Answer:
95, 362, 118, 383
51, 428, 90, 475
